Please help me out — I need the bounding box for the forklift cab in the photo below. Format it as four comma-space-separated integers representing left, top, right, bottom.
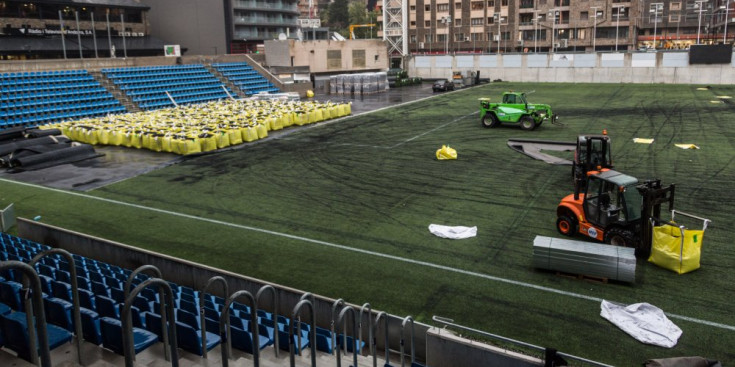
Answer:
574, 134, 613, 188
502, 92, 528, 107
582, 170, 642, 229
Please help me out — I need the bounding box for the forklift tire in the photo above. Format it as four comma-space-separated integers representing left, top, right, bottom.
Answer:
556, 216, 577, 236
482, 113, 500, 128
605, 228, 635, 248
519, 116, 537, 131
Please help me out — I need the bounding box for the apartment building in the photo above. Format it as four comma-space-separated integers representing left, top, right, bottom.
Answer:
379, 0, 731, 53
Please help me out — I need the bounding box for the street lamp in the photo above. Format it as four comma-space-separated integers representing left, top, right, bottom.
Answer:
695, 0, 708, 44
590, 6, 601, 52
533, 11, 541, 53
441, 15, 452, 54
651, 3, 663, 50
613, 5, 626, 52
549, 9, 559, 53
494, 14, 505, 54
722, 0, 731, 43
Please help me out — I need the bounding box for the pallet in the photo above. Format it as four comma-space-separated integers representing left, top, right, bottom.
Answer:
556, 271, 609, 284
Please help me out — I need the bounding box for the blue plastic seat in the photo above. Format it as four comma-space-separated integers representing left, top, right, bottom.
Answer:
80, 307, 102, 345
95, 295, 119, 319
100, 317, 158, 355
175, 321, 220, 356
0, 281, 23, 310
51, 280, 72, 302
176, 308, 199, 330
78, 288, 96, 311
44, 297, 73, 331
0, 311, 73, 362
315, 326, 334, 353
230, 325, 271, 354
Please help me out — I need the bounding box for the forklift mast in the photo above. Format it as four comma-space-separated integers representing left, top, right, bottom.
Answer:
638, 179, 676, 257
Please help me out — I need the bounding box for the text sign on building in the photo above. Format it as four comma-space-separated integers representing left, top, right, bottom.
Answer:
164, 45, 181, 57
298, 18, 321, 28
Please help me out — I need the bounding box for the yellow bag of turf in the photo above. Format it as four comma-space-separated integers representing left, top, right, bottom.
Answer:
241, 127, 257, 142
161, 135, 173, 153
294, 113, 306, 126
281, 114, 293, 127
345, 102, 351, 115
314, 109, 324, 122
648, 224, 705, 274
109, 131, 124, 146
436, 145, 458, 160
256, 124, 268, 139
271, 117, 283, 130
149, 136, 163, 152
122, 132, 133, 147
142, 133, 153, 150
214, 131, 230, 149
99, 129, 111, 145
200, 134, 218, 152
228, 129, 243, 145
129, 133, 142, 149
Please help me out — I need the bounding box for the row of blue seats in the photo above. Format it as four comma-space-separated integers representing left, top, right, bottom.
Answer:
105, 70, 212, 80
126, 82, 225, 96
140, 94, 229, 110
131, 87, 231, 102
0, 93, 113, 109
0, 233, 365, 361
222, 71, 259, 78
212, 62, 253, 70
0, 76, 95, 87
2, 82, 102, 94
0, 107, 126, 126
1, 100, 122, 118
1, 87, 109, 102
0, 70, 88, 79
101, 65, 204, 73
118, 77, 221, 91
244, 88, 281, 97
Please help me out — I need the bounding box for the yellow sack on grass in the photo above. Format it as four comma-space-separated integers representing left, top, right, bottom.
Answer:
242, 127, 259, 142
436, 145, 458, 160
214, 132, 230, 149
161, 136, 173, 153
98, 130, 112, 145
648, 224, 704, 274
200, 135, 218, 152
228, 129, 243, 145
109, 131, 124, 146
256, 124, 268, 139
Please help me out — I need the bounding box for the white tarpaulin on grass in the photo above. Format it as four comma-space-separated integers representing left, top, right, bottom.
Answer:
428, 224, 477, 239
600, 300, 682, 348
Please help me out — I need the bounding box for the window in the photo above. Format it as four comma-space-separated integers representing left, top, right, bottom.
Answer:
487, 0, 494, 7
669, 14, 680, 22
501, 0, 508, 5
471, 1, 484, 10
538, 0, 546, 5
327, 50, 341, 69
670, 2, 681, 11
437, 3, 449, 11
456, 2, 462, 9
455, 18, 462, 26
410, 35, 417, 43
410, 21, 416, 26
425, 20, 431, 27
425, 4, 431, 11
554, 0, 569, 6
438, 34, 447, 42
455, 32, 465, 41
471, 17, 484, 25
425, 34, 433, 42
487, 31, 494, 41
501, 31, 510, 40
577, 28, 586, 39
471, 32, 482, 41
352, 50, 365, 68
580, 11, 588, 20
520, 0, 534, 8
488, 16, 494, 24
410, 5, 416, 11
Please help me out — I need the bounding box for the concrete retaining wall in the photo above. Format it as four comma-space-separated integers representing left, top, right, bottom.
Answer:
409, 52, 735, 84
426, 327, 543, 367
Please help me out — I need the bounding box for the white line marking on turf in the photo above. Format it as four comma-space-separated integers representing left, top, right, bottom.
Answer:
3, 177, 734, 331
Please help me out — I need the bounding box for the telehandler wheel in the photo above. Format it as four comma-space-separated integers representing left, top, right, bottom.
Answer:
605, 228, 635, 247
519, 116, 537, 131
556, 215, 577, 236
482, 113, 500, 128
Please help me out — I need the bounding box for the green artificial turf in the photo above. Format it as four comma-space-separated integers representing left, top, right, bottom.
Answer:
2, 82, 735, 365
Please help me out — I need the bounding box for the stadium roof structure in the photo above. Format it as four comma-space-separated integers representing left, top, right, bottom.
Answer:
20, 0, 151, 10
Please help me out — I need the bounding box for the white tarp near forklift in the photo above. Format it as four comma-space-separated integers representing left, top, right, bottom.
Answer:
600, 300, 682, 348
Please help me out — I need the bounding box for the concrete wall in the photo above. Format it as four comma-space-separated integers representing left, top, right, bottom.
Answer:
426, 328, 543, 367
264, 39, 390, 74
409, 52, 735, 84
145, 0, 227, 57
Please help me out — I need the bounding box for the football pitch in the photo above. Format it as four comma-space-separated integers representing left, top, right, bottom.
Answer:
2, 82, 734, 365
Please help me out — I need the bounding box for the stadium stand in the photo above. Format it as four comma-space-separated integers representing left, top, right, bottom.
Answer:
0, 231, 389, 366
101, 64, 236, 110
0, 70, 126, 129
212, 62, 280, 96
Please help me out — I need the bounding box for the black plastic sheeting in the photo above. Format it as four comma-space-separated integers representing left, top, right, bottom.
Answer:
0, 128, 102, 172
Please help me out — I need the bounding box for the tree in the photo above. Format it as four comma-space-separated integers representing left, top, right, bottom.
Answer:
347, 1, 375, 39
327, 0, 350, 34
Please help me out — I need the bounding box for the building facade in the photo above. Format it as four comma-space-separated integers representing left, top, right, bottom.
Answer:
378, 0, 732, 54
227, 0, 301, 53
0, 0, 165, 60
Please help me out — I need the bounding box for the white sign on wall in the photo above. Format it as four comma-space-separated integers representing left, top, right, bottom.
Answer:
164, 45, 181, 57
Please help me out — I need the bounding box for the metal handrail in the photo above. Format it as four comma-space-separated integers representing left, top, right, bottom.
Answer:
289, 299, 317, 367
400, 316, 415, 367
122, 278, 179, 367
336, 306, 358, 367
432, 316, 613, 367
359, 303, 373, 357
330, 298, 344, 355
200, 276, 229, 359
29, 249, 84, 365
124, 265, 169, 361
256, 285, 279, 357
1, 261, 51, 367
221, 290, 259, 367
